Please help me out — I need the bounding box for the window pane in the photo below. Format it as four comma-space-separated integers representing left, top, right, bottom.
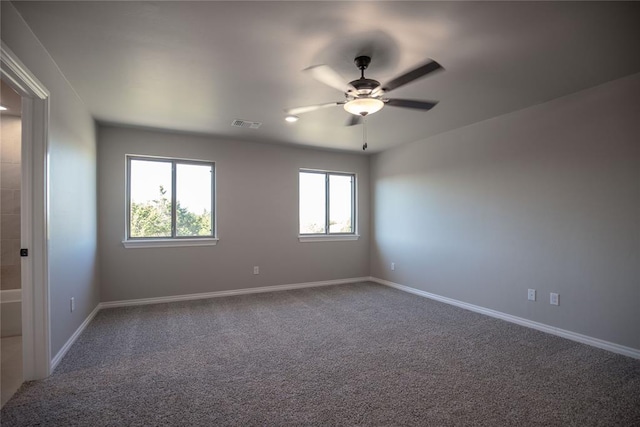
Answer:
129, 159, 172, 238
176, 163, 213, 237
329, 175, 354, 233
299, 172, 326, 234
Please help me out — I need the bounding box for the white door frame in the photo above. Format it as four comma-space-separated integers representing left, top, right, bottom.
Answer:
1, 42, 51, 380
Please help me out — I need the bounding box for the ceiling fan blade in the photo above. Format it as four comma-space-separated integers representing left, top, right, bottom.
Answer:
285, 101, 344, 115
345, 115, 363, 126
304, 64, 349, 93
385, 99, 439, 110
381, 59, 443, 93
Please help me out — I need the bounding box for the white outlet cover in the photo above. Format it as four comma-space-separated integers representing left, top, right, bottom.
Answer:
527, 289, 536, 301
550, 292, 559, 305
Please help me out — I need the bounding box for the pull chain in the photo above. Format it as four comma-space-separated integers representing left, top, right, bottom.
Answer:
362, 116, 368, 151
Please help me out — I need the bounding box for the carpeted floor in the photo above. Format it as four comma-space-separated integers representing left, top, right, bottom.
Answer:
1, 282, 639, 426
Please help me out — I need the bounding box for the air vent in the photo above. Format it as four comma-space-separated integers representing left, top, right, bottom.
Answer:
231, 119, 262, 129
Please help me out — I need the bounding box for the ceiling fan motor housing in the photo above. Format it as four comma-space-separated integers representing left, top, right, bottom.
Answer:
347, 78, 381, 97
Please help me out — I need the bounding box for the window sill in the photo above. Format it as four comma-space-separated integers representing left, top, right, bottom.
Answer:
298, 235, 360, 243
122, 238, 219, 249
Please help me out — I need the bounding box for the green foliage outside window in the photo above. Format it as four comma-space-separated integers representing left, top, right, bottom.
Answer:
130, 186, 212, 238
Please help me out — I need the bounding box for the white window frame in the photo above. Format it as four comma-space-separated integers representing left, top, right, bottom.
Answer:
298, 169, 359, 242
123, 155, 218, 248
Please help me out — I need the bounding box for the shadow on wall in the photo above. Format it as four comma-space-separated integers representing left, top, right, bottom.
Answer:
369, 74, 640, 350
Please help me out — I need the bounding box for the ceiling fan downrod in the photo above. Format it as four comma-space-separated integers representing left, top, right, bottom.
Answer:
354, 56, 371, 79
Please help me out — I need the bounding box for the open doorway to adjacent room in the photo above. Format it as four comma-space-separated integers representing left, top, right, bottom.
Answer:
1, 79, 23, 407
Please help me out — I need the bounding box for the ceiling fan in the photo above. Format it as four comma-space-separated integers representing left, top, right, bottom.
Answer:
285, 55, 443, 127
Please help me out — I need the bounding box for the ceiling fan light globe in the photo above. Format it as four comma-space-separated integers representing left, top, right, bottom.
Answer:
343, 98, 384, 116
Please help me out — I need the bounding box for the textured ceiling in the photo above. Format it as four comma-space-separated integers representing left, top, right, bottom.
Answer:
12, 1, 640, 153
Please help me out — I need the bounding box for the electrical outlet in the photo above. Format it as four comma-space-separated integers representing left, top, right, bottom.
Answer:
550, 292, 559, 306
253, 266, 259, 275
527, 289, 536, 301
391, 262, 395, 271
70, 297, 75, 312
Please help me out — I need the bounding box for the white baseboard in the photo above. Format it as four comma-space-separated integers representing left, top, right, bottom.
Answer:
370, 277, 640, 360
51, 304, 101, 371
99, 277, 370, 309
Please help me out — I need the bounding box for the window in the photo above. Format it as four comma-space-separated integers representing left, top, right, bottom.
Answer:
125, 156, 215, 245
299, 169, 356, 240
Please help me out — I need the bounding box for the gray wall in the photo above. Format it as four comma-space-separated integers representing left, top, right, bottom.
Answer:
98, 126, 369, 302
2, 2, 100, 356
371, 73, 640, 350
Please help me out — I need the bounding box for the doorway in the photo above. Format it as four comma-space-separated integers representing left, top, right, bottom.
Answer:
1, 79, 23, 406
1, 42, 51, 393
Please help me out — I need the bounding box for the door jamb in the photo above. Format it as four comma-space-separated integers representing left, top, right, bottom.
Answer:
1, 42, 51, 380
